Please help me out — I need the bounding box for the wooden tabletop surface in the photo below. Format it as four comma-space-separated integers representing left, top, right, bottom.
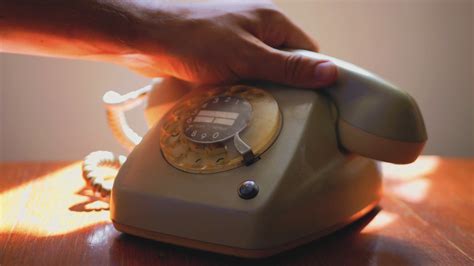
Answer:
0, 156, 473, 265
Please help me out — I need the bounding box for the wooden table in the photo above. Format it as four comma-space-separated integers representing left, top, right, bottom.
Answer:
1, 156, 473, 265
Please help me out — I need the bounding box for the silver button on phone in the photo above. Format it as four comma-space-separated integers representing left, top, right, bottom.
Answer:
238, 180, 259, 199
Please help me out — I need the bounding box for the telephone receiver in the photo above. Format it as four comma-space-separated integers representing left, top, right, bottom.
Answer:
84, 50, 427, 257
104, 50, 427, 164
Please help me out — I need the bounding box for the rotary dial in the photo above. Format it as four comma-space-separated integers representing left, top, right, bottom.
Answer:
159, 85, 281, 174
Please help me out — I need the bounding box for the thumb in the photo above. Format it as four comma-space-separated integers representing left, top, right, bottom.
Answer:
252, 49, 338, 88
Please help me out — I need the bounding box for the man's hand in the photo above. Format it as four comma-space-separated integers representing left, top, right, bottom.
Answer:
123, 1, 337, 88
1, 1, 337, 88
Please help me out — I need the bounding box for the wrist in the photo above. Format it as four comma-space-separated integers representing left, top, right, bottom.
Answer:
80, 1, 144, 60
89, 2, 182, 65
118, 3, 191, 56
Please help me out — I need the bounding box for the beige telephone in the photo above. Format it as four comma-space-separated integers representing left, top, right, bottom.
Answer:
83, 50, 427, 258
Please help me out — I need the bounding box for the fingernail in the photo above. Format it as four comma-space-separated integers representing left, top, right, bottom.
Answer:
314, 61, 337, 83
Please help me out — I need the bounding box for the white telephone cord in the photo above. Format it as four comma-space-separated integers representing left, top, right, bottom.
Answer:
82, 85, 152, 198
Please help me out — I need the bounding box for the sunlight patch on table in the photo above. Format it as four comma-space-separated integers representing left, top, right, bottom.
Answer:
362, 210, 398, 233
381, 156, 440, 181
0, 162, 111, 236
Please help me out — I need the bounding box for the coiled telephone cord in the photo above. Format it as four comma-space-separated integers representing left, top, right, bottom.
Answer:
81, 85, 152, 198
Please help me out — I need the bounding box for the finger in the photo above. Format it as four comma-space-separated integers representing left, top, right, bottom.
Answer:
249, 48, 337, 88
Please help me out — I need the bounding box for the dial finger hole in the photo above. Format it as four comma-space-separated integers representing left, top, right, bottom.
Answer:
241, 90, 263, 100
161, 135, 178, 147
172, 153, 185, 163
215, 156, 227, 165
172, 105, 188, 117
171, 131, 180, 137
229, 85, 249, 95
162, 119, 179, 132
206, 88, 224, 96
251, 90, 266, 98
205, 145, 226, 156
192, 158, 204, 169
188, 142, 206, 153
169, 144, 187, 159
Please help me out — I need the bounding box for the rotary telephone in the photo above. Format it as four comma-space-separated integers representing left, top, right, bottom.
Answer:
82, 50, 427, 258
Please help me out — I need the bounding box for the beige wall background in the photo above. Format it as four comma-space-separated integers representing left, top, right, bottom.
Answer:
0, 0, 473, 161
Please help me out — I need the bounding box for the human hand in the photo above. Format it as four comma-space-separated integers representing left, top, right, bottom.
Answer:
118, 1, 337, 88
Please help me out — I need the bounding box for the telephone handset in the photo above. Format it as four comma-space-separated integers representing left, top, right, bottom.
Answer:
83, 50, 427, 257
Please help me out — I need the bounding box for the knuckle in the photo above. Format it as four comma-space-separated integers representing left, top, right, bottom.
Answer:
284, 54, 305, 82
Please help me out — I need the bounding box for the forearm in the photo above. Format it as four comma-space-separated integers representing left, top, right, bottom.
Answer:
0, 1, 336, 88
0, 0, 173, 61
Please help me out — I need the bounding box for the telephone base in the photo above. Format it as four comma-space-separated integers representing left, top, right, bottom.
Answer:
111, 88, 383, 258
112, 201, 378, 259
105, 52, 427, 258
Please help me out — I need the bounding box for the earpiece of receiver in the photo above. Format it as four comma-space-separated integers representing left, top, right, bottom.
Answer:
294, 50, 427, 164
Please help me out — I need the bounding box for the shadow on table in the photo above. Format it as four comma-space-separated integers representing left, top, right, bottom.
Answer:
69, 186, 110, 212
108, 207, 432, 266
